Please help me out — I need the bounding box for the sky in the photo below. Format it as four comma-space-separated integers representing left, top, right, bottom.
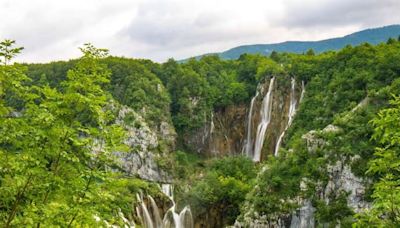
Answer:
1, 0, 399, 63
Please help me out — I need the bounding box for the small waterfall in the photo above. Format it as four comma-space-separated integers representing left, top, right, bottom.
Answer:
300, 80, 305, 103
274, 78, 297, 156
136, 184, 193, 228
209, 113, 218, 155
162, 183, 173, 199
253, 77, 275, 162
210, 112, 215, 134
244, 91, 259, 157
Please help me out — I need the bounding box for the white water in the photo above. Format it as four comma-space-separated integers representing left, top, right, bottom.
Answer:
253, 77, 275, 162
244, 91, 259, 157
162, 183, 173, 199
149, 195, 163, 227
274, 78, 297, 156
136, 184, 193, 228
140, 198, 154, 228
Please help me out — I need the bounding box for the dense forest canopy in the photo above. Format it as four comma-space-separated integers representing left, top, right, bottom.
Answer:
1, 37, 400, 227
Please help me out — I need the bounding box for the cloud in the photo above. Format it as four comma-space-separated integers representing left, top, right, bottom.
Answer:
0, 0, 139, 62
0, 0, 398, 62
118, 0, 284, 60
278, 0, 400, 28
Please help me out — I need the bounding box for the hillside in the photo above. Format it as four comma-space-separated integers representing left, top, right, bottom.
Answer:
1, 37, 400, 227
186, 24, 400, 60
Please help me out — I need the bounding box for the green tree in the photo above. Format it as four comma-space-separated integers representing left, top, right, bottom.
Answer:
0, 39, 24, 65
0, 42, 126, 226
355, 96, 400, 227
183, 156, 256, 226
387, 37, 397, 44
270, 50, 280, 62
306, 48, 315, 56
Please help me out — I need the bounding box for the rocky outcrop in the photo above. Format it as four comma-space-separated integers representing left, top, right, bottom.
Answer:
289, 200, 315, 228
115, 106, 176, 182
324, 157, 370, 213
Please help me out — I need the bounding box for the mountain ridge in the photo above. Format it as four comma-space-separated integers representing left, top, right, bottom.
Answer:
184, 24, 400, 60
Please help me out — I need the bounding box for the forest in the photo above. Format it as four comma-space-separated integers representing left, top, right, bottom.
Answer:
1, 36, 400, 227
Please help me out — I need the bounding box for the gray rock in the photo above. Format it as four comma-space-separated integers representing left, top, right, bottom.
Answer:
115, 106, 173, 182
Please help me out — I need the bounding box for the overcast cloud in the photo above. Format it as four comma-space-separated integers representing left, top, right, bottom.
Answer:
0, 0, 399, 62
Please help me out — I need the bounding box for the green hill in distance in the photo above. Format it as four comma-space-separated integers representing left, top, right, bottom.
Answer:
184, 24, 400, 60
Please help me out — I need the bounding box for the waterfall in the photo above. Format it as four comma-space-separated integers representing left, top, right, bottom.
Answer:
136, 184, 193, 228
210, 112, 215, 134
274, 78, 297, 156
244, 91, 259, 157
140, 199, 154, 228
148, 195, 163, 227
253, 77, 275, 162
300, 80, 305, 103
162, 183, 173, 199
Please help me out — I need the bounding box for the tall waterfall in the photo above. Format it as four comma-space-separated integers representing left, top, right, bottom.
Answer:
253, 77, 275, 162
274, 78, 297, 156
136, 184, 194, 228
244, 91, 259, 157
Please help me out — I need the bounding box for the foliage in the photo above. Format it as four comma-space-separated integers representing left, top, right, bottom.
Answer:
0, 41, 138, 226
3, 36, 400, 226
104, 57, 171, 126
0, 39, 24, 65
181, 156, 256, 226
355, 96, 400, 227
315, 193, 354, 226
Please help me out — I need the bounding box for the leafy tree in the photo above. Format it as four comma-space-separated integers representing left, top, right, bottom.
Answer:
355, 96, 400, 227
306, 48, 315, 56
270, 50, 280, 62
0, 42, 127, 226
387, 37, 397, 44
182, 156, 256, 226
0, 39, 24, 65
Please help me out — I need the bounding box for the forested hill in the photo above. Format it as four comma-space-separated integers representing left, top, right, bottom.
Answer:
186, 24, 400, 60
1, 36, 400, 227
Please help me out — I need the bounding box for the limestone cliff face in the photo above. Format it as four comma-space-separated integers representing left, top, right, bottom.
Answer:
115, 106, 176, 182
183, 76, 303, 161
183, 104, 247, 156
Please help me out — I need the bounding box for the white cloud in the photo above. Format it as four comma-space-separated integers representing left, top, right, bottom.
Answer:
0, 0, 398, 63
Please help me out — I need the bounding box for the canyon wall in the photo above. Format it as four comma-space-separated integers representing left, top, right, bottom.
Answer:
183, 76, 303, 162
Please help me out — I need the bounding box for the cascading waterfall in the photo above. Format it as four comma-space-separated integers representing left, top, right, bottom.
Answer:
274, 78, 297, 156
149, 195, 163, 227
244, 91, 259, 157
252, 77, 275, 162
136, 184, 193, 228
137, 194, 154, 228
